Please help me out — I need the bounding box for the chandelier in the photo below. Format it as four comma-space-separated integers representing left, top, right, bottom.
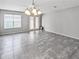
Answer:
25, 0, 42, 16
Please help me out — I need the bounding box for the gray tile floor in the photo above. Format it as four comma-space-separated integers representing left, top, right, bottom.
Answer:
0, 31, 79, 59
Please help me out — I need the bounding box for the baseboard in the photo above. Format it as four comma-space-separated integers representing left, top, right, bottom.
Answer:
46, 30, 79, 40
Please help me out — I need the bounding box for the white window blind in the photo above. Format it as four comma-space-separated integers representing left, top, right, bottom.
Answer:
4, 14, 21, 29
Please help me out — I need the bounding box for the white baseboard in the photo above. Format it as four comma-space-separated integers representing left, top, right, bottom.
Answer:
46, 30, 79, 40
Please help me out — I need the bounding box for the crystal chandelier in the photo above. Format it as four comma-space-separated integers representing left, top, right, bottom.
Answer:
25, 0, 42, 16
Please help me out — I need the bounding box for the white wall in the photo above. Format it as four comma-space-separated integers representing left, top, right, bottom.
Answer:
43, 7, 79, 39
0, 9, 29, 35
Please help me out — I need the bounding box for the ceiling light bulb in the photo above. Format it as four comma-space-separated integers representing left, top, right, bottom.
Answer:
32, 9, 37, 15
38, 11, 42, 15
25, 9, 31, 15
34, 12, 38, 15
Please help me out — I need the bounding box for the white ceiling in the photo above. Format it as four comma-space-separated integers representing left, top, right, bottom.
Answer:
0, 0, 79, 12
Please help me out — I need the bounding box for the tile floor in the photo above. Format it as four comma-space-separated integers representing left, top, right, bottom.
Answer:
0, 31, 79, 59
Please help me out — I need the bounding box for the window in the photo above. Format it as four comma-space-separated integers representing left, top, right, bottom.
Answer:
30, 17, 34, 29
35, 17, 39, 29
4, 14, 21, 29
29, 16, 40, 30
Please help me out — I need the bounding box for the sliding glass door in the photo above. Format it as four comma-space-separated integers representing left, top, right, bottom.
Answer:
29, 16, 40, 30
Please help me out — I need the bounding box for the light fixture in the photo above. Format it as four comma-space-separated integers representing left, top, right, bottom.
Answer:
25, 0, 42, 16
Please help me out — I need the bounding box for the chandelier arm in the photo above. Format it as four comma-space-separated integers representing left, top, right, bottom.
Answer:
32, 0, 35, 5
